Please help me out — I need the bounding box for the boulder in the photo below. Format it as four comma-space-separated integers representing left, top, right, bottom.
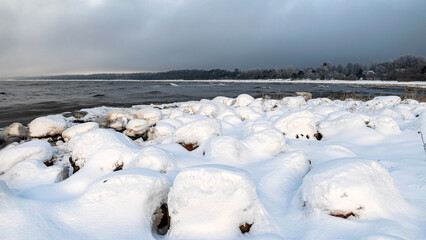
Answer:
28, 115, 67, 138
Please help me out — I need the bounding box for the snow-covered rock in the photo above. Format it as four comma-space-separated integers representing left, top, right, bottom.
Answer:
242, 128, 288, 156
202, 136, 243, 163
135, 107, 162, 126
274, 111, 317, 139
281, 96, 307, 108
28, 115, 67, 138
0, 159, 68, 191
0, 122, 28, 144
300, 158, 406, 219
106, 109, 134, 123
62, 122, 99, 141
233, 94, 254, 107
68, 129, 139, 167
124, 119, 149, 138
367, 116, 401, 134
127, 146, 175, 173
173, 118, 222, 148
235, 106, 264, 121
168, 165, 270, 238
0, 140, 52, 173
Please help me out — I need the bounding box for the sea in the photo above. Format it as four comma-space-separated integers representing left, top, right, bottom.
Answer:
0, 80, 423, 127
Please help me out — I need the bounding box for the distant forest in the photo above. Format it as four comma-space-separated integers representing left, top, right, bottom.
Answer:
21, 55, 426, 81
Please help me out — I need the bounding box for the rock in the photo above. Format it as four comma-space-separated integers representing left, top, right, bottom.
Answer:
0, 140, 53, 174
296, 92, 313, 100
173, 118, 222, 149
134, 107, 162, 126
28, 115, 67, 138
0, 123, 29, 144
63, 111, 88, 119
62, 122, 99, 141
124, 119, 149, 139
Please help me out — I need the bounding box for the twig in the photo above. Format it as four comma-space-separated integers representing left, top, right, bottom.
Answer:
418, 131, 426, 157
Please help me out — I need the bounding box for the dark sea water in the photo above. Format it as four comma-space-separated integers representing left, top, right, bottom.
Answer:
0, 80, 422, 127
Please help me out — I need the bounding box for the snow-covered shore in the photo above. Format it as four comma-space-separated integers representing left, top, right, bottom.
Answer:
0, 94, 425, 240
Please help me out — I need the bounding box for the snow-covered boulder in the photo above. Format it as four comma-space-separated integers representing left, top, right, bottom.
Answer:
359, 96, 401, 112
274, 111, 317, 139
68, 129, 139, 167
127, 146, 175, 173
212, 96, 235, 106
367, 116, 401, 134
233, 94, 254, 107
0, 122, 28, 144
318, 113, 367, 138
124, 119, 149, 138
242, 128, 288, 156
173, 119, 222, 150
168, 165, 270, 238
235, 106, 264, 121
0, 159, 68, 191
135, 107, 163, 126
28, 115, 67, 138
281, 96, 307, 108
197, 103, 218, 118
0, 140, 52, 173
300, 158, 406, 219
153, 122, 176, 140
62, 122, 99, 141
106, 109, 134, 123
202, 136, 243, 163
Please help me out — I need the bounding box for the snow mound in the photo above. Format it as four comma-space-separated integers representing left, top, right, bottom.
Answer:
234, 94, 254, 107
367, 116, 401, 134
28, 115, 67, 138
124, 119, 149, 138
173, 118, 222, 147
197, 103, 218, 118
135, 107, 163, 126
202, 136, 243, 163
168, 165, 270, 238
0, 159, 68, 191
274, 111, 317, 139
0, 140, 52, 173
127, 146, 175, 173
281, 96, 307, 107
359, 96, 401, 112
212, 96, 235, 106
235, 106, 264, 121
300, 158, 406, 219
318, 113, 367, 138
242, 128, 288, 156
62, 122, 99, 141
106, 109, 134, 123
68, 129, 139, 166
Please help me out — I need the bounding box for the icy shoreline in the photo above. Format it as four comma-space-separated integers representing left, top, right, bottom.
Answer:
0, 94, 425, 239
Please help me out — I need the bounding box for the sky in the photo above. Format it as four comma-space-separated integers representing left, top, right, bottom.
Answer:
0, 0, 425, 77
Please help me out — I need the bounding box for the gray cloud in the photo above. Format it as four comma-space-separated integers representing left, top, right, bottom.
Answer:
0, 0, 425, 77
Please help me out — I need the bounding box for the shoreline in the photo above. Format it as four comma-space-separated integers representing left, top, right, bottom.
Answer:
1, 79, 425, 88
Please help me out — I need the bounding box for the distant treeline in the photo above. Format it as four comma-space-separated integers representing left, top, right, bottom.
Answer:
20, 55, 426, 81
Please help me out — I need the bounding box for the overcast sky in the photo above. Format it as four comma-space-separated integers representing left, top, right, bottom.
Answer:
0, 0, 425, 77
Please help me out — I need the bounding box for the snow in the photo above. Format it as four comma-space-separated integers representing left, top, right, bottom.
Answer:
172, 118, 222, 146
134, 107, 163, 126
167, 165, 270, 238
28, 115, 67, 137
124, 119, 149, 138
0, 140, 52, 173
300, 158, 407, 219
1, 94, 426, 240
62, 122, 99, 141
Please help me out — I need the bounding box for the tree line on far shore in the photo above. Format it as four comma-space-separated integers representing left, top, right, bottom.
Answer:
20, 54, 426, 81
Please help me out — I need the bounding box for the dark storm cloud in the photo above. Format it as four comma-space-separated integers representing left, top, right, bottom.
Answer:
0, 0, 425, 77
